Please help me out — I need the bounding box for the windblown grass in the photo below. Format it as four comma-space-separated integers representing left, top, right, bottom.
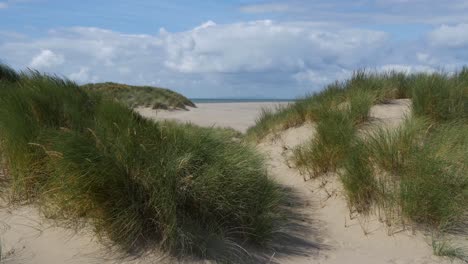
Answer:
365, 117, 427, 175
293, 87, 373, 178
0, 63, 19, 83
249, 66, 468, 260
432, 239, 468, 262
340, 141, 377, 213
362, 116, 467, 229
294, 107, 356, 177
0, 64, 282, 260
411, 71, 468, 122
246, 70, 412, 140
83, 82, 196, 110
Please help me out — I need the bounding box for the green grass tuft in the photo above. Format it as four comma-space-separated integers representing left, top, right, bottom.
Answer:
410, 72, 467, 122
0, 68, 282, 259
340, 142, 377, 213
432, 239, 468, 262
293, 86, 373, 179
294, 106, 356, 178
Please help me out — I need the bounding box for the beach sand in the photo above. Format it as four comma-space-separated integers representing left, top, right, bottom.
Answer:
0, 101, 461, 264
136, 102, 290, 133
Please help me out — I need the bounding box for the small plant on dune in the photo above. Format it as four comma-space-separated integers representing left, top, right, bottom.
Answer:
346, 88, 375, 124
0, 65, 282, 260
411, 72, 467, 122
362, 118, 468, 230
293, 87, 373, 179
246, 106, 286, 141
340, 141, 377, 213
365, 117, 428, 175
399, 122, 468, 228
294, 106, 356, 178
246, 98, 319, 142
432, 239, 468, 262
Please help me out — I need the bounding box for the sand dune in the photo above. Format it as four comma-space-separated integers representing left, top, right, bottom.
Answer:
1, 101, 461, 263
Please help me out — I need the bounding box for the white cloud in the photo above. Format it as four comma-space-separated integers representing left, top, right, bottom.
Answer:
29, 49, 64, 68
0, 2, 8, 8
428, 23, 468, 47
0, 21, 466, 98
68, 67, 89, 82
162, 20, 388, 74
293, 69, 351, 85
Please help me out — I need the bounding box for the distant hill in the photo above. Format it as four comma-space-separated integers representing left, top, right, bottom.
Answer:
83, 82, 196, 110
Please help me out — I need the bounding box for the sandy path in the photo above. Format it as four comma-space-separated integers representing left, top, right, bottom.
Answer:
256, 99, 457, 264
0, 100, 461, 263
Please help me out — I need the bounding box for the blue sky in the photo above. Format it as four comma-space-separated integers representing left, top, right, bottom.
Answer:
1, 0, 468, 98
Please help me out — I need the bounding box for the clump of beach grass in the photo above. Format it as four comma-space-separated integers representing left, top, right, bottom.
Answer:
432, 239, 468, 262
0, 64, 282, 260
293, 87, 374, 178
340, 141, 377, 213
411, 71, 467, 122
294, 107, 356, 177
246, 70, 410, 141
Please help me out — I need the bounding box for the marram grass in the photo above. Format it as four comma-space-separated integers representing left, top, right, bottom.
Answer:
83, 82, 195, 110
249, 66, 468, 260
0, 64, 282, 260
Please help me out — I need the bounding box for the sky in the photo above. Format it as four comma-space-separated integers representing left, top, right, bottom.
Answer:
1, 0, 467, 98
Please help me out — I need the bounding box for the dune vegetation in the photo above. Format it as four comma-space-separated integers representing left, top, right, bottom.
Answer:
83, 82, 196, 110
0, 64, 282, 260
248, 69, 468, 260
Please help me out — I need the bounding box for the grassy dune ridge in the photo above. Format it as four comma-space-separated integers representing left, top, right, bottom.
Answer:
0, 65, 281, 260
83, 82, 196, 110
246, 70, 464, 140
249, 68, 468, 260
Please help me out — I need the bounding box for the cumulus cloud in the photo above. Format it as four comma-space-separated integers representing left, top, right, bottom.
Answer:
162, 20, 388, 74
29, 49, 64, 68
428, 23, 468, 47
0, 20, 467, 98
69, 67, 91, 82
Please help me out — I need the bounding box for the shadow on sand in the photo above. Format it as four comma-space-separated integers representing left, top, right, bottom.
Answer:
195, 185, 329, 264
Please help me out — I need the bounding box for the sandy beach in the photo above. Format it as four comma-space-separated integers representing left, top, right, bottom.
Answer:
0, 101, 461, 264
136, 102, 290, 133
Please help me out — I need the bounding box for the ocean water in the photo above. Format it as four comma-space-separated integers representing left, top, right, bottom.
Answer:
190, 98, 295, 103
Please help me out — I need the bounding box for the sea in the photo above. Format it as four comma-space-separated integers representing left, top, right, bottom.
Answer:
190, 98, 295, 103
